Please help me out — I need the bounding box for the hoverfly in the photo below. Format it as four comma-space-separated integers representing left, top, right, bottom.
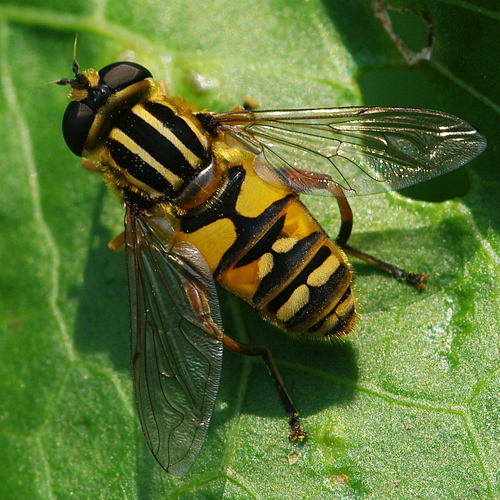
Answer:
56, 52, 486, 476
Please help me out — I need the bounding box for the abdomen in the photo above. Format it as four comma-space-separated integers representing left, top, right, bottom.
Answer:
177, 159, 356, 338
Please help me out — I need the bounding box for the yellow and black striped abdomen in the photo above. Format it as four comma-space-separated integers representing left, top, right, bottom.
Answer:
177, 159, 356, 338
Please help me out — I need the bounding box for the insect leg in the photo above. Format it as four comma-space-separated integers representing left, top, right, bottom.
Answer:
342, 243, 428, 289
81, 158, 126, 249
331, 185, 428, 289
222, 334, 306, 441
268, 167, 427, 289
329, 185, 353, 247
108, 231, 125, 251
81, 158, 102, 172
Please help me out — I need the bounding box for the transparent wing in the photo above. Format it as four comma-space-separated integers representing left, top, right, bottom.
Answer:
214, 107, 486, 196
125, 207, 223, 477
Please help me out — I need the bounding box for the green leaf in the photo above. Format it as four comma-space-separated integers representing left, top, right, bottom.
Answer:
0, 0, 498, 498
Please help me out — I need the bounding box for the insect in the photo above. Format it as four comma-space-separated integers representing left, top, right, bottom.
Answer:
56, 54, 486, 476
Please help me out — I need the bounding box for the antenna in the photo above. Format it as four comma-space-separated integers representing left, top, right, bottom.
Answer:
54, 35, 81, 86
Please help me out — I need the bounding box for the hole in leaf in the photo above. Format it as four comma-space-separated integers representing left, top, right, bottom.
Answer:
358, 67, 471, 202
389, 8, 429, 54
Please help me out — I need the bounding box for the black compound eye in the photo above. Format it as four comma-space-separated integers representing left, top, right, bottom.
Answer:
62, 100, 95, 156
98, 62, 152, 91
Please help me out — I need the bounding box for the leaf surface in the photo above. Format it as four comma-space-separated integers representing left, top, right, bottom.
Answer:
0, 0, 498, 498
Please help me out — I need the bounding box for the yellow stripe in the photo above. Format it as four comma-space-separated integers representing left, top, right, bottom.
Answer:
317, 313, 339, 335
131, 105, 202, 168
276, 284, 310, 323
306, 254, 340, 287
177, 218, 237, 273
272, 237, 298, 253
109, 128, 183, 190
258, 252, 274, 279
336, 293, 355, 317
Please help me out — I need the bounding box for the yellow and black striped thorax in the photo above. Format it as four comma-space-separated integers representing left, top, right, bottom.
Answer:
61, 62, 211, 200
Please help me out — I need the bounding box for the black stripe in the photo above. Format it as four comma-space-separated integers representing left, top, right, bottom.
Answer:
235, 215, 286, 268
117, 109, 200, 185
336, 303, 355, 331
307, 288, 353, 334
213, 194, 294, 278
253, 231, 322, 307
338, 287, 352, 306
283, 261, 348, 330
266, 245, 331, 314
180, 166, 296, 278
107, 139, 175, 196
143, 101, 208, 160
